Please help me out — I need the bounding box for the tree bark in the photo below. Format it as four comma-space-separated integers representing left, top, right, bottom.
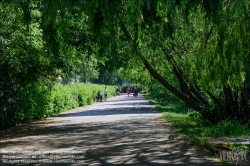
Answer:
142, 59, 200, 110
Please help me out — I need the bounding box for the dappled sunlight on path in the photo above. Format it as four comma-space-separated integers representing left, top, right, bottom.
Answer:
1, 95, 220, 165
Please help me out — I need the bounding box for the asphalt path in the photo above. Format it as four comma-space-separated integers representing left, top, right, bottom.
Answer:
0, 94, 220, 165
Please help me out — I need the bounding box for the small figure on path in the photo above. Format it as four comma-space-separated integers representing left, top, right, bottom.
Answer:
133, 85, 138, 98
104, 86, 108, 101
96, 90, 103, 102
116, 88, 121, 96
126, 86, 131, 97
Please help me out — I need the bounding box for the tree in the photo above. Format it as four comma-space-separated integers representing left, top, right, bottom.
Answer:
3, 0, 250, 124
82, 0, 250, 123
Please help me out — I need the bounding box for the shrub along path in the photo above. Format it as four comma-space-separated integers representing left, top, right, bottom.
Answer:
1, 95, 220, 165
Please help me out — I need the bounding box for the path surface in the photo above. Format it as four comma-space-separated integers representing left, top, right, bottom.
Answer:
1, 95, 220, 165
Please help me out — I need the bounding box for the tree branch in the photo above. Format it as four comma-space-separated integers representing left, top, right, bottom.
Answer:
119, 19, 132, 40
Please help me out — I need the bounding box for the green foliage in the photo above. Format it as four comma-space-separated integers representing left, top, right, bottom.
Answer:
2, 0, 250, 130
0, 2, 55, 129
92, 63, 124, 85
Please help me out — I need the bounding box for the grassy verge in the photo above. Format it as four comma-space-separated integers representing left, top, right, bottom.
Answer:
144, 93, 250, 156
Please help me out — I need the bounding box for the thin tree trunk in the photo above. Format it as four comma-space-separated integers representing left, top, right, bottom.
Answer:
241, 88, 250, 123
223, 87, 232, 117
226, 87, 238, 117
190, 85, 207, 104
234, 88, 240, 117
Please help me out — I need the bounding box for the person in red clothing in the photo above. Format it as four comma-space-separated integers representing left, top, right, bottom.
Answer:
126, 86, 131, 97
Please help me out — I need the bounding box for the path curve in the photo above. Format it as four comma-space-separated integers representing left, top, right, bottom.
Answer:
1, 94, 219, 165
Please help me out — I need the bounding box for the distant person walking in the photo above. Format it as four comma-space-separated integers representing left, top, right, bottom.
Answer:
133, 85, 138, 98
104, 86, 108, 101
126, 86, 131, 97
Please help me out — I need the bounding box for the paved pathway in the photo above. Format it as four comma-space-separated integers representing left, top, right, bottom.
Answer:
0, 95, 220, 165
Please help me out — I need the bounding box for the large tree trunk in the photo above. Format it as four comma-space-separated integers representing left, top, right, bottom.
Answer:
163, 49, 206, 105
142, 59, 200, 110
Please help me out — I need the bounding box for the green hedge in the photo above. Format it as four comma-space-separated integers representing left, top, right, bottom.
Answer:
1, 83, 116, 129
46, 83, 116, 116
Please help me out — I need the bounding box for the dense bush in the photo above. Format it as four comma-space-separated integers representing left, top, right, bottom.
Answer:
1, 83, 116, 130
